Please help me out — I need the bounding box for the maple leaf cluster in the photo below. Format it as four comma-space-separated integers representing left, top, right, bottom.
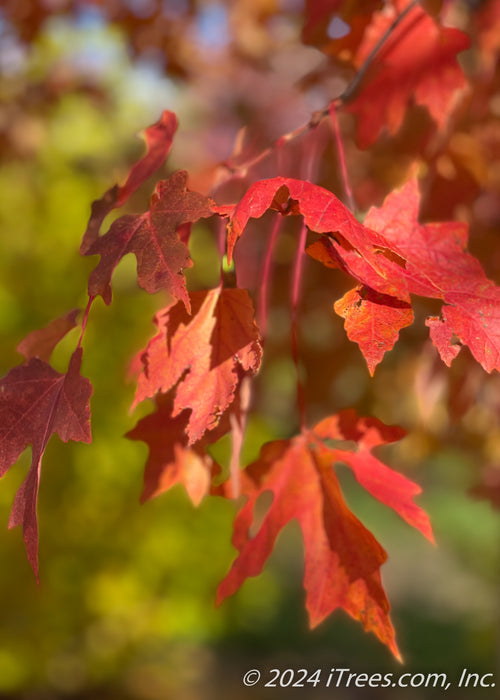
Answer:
2, 0, 500, 659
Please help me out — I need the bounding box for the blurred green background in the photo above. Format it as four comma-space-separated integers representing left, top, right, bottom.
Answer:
0, 3, 499, 698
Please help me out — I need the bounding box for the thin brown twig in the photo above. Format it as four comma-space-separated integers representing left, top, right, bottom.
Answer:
221, 123, 311, 178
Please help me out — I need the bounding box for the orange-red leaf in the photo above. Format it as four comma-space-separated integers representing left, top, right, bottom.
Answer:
424, 316, 461, 367
227, 177, 407, 298
81, 110, 178, 253
226, 177, 413, 373
229, 174, 500, 375
84, 171, 213, 308
218, 410, 432, 658
0, 349, 92, 578
126, 398, 221, 506
334, 286, 413, 374
133, 287, 262, 444
226, 177, 410, 374
313, 410, 434, 541
217, 432, 399, 658
365, 177, 500, 372
345, 0, 469, 147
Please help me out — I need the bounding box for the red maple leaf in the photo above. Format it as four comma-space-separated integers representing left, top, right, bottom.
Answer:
133, 287, 262, 444
217, 410, 431, 659
334, 287, 413, 375
344, 0, 469, 147
306, 237, 413, 373
0, 349, 92, 578
84, 171, 213, 309
16, 309, 80, 362
81, 110, 178, 253
364, 176, 500, 372
298, 174, 500, 375
226, 177, 414, 373
126, 396, 224, 506
227, 177, 407, 298
312, 410, 434, 540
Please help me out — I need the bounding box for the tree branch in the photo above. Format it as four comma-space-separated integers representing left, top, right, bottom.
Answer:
218, 0, 421, 181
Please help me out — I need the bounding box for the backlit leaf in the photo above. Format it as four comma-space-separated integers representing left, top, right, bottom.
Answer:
345, 0, 469, 147
133, 287, 262, 444
81, 110, 178, 253
365, 177, 500, 372
334, 286, 413, 375
218, 410, 431, 659
126, 396, 223, 506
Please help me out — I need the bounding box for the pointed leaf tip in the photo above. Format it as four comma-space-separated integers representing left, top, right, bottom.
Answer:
81, 110, 178, 253
217, 430, 404, 658
0, 349, 92, 577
